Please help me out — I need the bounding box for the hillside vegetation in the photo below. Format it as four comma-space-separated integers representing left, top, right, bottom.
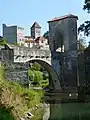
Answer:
0, 65, 43, 120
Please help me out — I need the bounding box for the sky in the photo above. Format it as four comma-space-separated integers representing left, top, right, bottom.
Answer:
0, 0, 90, 43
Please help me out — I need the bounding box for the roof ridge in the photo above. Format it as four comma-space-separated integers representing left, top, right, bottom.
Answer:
48, 14, 78, 23
31, 22, 41, 28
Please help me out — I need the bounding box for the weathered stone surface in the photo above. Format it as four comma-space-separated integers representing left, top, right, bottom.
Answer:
5, 71, 28, 86
3, 61, 29, 87
0, 45, 60, 89
0, 14, 79, 91
12, 45, 51, 63
48, 14, 78, 89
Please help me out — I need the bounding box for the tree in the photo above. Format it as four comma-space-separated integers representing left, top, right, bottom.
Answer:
43, 31, 49, 44
0, 37, 6, 45
28, 68, 34, 81
28, 62, 49, 87
79, 34, 86, 47
34, 71, 43, 86
83, 0, 90, 13
28, 68, 43, 86
43, 31, 49, 40
78, 0, 90, 36
77, 34, 87, 52
31, 62, 41, 71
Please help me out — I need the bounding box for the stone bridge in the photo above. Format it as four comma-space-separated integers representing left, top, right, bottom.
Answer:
0, 44, 61, 90
0, 14, 78, 92
12, 45, 51, 64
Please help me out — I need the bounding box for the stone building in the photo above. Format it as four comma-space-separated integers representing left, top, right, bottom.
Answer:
34, 36, 49, 49
24, 36, 34, 48
48, 14, 78, 89
23, 36, 49, 49
30, 22, 41, 39
3, 24, 24, 45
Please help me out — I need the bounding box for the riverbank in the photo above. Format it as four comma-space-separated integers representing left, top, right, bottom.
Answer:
0, 67, 44, 120
20, 103, 50, 120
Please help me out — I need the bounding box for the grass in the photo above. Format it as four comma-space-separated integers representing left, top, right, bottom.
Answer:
0, 65, 44, 120
31, 107, 44, 120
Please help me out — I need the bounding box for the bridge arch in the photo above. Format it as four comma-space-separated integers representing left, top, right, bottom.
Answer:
26, 59, 61, 91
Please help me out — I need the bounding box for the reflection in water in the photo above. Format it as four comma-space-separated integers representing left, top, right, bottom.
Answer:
50, 102, 90, 120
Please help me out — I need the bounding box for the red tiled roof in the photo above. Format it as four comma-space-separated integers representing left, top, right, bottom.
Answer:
25, 39, 35, 43
31, 22, 41, 28
35, 36, 46, 42
48, 14, 78, 23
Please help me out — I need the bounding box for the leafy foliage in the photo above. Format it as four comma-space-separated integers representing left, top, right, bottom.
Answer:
28, 68, 43, 86
33, 71, 43, 85
28, 68, 34, 81
43, 31, 49, 40
28, 62, 49, 87
0, 65, 43, 119
78, 0, 90, 36
0, 106, 14, 120
0, 37, 6, 45
31, 62, 41, 71
83, 0, 90, 12
77, 41, 85, 52
78, 21, 90, 36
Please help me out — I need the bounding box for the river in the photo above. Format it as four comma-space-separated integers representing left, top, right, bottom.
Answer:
42, 102, 90, 120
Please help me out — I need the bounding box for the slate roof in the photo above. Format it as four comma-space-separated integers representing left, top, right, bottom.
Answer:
31, 22, 41, 28
48, 14, 78, 23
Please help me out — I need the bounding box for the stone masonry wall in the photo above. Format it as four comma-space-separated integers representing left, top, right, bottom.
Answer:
0, 45, 51, 87
2, 61, 29, 87
48, 15, 78, 89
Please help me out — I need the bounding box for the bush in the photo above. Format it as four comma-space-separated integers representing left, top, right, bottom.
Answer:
0, 37, 6, 45
31, 63, 41, 71
0, 65, 44, 119
28, 69, 43, 86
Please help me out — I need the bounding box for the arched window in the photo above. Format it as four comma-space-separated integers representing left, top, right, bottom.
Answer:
55, 30, 64, 52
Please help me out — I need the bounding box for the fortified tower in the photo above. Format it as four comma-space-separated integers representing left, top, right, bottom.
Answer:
48, 14, 78, 90
31, 22, 41, 39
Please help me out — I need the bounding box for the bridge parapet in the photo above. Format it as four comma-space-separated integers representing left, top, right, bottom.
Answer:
0, 44, 51, 63
13, 46, 51, 63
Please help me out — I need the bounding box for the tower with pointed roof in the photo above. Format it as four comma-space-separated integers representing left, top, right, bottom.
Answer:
31, 22, 41, 39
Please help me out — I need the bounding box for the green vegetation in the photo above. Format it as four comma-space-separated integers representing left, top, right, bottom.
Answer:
31, 107, 44, 120
31, 62, 41, 71
78, 0, 90, 36
43, 31, 49, 40
28, 69, 43, 86
0, 37, 6, 45
28, 62, 49, 88
0, 65, 44, 120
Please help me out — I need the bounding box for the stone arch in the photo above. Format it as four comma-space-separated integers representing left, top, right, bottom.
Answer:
27, 59, 61, 91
